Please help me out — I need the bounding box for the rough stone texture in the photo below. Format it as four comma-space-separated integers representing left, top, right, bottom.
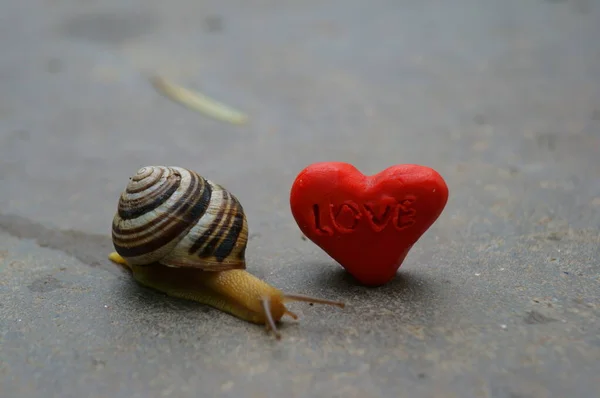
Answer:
1, 0, 599, 397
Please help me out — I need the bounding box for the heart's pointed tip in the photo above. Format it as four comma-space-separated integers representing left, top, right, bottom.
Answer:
344, 270, 398, 287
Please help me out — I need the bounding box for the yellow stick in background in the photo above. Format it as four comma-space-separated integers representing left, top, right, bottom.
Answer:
149, 75, 248, 125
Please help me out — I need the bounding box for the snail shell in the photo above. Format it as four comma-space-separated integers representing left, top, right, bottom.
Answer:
111, 166, 248, 271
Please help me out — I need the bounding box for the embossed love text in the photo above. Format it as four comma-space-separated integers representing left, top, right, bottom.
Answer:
311, 196, 417, 235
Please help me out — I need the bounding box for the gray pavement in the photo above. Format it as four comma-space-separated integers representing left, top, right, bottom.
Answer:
1, 0, 599, 397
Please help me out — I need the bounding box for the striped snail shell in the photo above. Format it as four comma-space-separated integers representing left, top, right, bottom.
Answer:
111, 166, 248, 271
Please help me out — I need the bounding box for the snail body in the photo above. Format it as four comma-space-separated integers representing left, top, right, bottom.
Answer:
109, 166, 344, 339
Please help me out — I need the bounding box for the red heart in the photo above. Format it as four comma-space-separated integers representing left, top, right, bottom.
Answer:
289, 162, 449, 286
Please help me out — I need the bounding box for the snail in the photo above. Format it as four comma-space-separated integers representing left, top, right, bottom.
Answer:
108, 166, 344, 339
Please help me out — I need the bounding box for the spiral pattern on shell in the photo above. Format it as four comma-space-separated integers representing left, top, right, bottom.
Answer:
111, 166, 248, 271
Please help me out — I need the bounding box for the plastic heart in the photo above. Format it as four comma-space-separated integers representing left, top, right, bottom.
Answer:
290, 162, 449, 286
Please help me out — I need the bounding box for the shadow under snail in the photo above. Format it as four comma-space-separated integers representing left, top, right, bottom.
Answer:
108, 166, 345, 339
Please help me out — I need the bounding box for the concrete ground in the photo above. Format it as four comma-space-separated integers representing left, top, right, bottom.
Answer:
1, 0, 599, 397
